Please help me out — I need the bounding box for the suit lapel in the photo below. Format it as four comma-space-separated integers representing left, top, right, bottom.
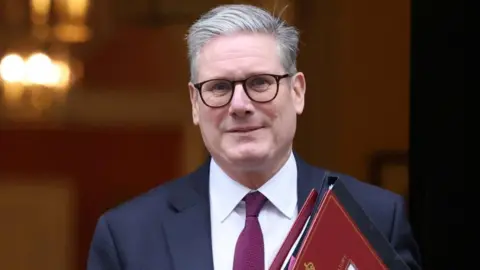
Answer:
162, 159, 214, 270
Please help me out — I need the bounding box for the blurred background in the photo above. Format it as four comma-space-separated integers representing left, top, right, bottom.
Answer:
0, 0, 463, 269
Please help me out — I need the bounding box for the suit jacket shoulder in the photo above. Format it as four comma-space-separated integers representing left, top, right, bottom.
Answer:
87, 164, 212, 270
331, 172, 403, 230
102, 175, 187, 225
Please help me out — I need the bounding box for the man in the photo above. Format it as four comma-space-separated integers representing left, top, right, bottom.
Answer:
87, 4, 421, 270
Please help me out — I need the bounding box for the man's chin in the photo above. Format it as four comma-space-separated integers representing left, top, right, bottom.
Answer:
224, 149, 269, 169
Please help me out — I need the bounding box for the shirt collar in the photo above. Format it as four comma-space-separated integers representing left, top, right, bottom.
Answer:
209, 151, 298, 223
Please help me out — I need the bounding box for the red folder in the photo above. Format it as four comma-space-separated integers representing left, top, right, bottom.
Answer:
269, 189, 318, 269
270, 177, 410, 270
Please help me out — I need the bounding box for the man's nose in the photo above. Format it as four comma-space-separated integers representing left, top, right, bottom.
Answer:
228, 84, 253, 117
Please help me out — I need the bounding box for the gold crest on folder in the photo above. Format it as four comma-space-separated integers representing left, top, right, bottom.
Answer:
304, 262, 315, 270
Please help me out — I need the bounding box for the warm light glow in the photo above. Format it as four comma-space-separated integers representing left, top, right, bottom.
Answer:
66, 0, 89, 20
53, 0, 91, 42
0, 54, 26, 83
54, 24, 91, 43
55, 0, 90, 21
25, 53, 55, 85
0, 53, 71, 88
51, 61, 71, 89
2, 83, 24, 104
30, 0, 52, 24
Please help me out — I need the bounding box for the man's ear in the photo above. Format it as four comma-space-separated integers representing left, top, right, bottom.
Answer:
291, 72, 306, 115
188, 82, 200, 125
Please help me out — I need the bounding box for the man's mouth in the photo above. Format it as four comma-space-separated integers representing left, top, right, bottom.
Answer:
227, 126, 263, 133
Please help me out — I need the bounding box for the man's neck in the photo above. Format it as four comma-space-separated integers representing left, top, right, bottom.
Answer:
215, 149, 292, 190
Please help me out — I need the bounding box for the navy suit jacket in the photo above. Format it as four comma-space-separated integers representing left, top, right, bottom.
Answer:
87, 155, 422, 270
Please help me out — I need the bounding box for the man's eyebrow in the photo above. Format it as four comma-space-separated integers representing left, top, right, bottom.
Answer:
223, 71, 280, 80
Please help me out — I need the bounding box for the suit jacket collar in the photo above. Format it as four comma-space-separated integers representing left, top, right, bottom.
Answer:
162, 152, 330, 270
294, 152, 331, 207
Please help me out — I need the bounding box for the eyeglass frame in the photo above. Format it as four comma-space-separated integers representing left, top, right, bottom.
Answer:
192, 73, 291, 108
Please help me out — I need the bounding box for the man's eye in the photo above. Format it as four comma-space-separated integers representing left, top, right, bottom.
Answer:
212, 83, 231, 90
252, 79, 268, 85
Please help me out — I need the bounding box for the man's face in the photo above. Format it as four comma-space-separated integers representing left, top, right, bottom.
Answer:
188, 32, 306, 170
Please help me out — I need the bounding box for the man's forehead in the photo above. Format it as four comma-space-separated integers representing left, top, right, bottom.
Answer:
196, 33, 282, 79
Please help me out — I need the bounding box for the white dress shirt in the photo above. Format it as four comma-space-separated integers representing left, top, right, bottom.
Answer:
209, 152, 298, 269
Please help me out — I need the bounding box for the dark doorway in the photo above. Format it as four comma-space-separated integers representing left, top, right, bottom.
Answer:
408, 0, 464, 269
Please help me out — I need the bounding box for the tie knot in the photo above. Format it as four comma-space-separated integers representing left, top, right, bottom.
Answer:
244, 191, 267, 217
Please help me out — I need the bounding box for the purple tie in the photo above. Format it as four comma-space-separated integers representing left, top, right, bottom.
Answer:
233, 191, 268, 270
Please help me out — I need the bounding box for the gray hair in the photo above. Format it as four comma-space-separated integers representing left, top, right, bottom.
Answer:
186, 4, 299, 82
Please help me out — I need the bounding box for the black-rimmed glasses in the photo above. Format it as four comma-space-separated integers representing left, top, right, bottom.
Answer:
193, 73, 290, 108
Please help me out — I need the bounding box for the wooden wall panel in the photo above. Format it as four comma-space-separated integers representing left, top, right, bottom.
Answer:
0, 125, 183, 269
81, 25, 190, 92
0, 180, 75, 270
